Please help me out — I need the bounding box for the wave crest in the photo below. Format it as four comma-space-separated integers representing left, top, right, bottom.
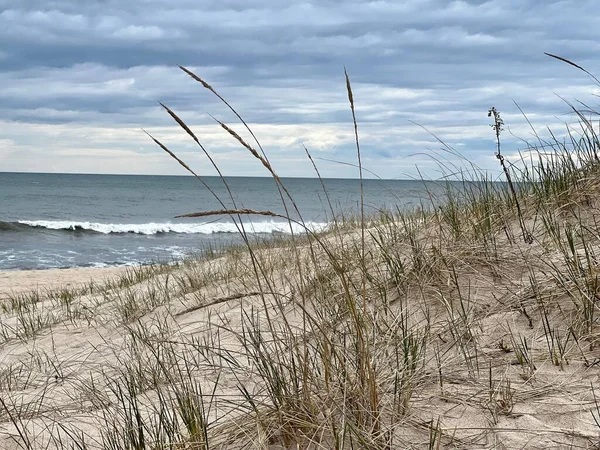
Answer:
14, 220, 327, 235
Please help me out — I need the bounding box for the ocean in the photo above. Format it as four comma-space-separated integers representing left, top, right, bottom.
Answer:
0, 172, 442, 270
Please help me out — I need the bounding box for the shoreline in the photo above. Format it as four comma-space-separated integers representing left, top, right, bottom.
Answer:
0, 265, 130, 298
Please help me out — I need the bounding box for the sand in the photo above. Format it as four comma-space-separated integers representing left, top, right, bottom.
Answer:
0, 266, 129, 299
1, 219, 600, 449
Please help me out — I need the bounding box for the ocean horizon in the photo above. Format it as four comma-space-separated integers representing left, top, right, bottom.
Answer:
1, 172, 447, 270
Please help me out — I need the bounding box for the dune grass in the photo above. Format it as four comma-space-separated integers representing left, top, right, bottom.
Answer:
2, 57, 600, 448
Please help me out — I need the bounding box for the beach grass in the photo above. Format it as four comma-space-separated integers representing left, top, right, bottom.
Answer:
2, 59, 600, 448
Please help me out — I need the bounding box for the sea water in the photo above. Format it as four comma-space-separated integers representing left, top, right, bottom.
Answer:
0, 172, 441, 270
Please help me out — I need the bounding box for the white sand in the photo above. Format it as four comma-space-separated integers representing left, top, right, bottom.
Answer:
0, 266, 128, 299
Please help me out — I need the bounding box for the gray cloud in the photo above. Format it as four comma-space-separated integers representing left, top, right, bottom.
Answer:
0, 0, 599, 178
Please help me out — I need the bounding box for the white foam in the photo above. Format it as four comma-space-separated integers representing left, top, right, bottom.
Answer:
18, 220, 328, 235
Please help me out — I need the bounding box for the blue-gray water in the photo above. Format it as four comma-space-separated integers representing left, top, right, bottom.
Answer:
0, 172, 442, 270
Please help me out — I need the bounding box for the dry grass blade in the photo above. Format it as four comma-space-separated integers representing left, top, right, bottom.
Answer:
157, 102, 233, 196
160, 102, 203, 145
175, 209, 288, 220
179, 65, 270, 162
178, 65, 214, 90
0, 396, 31, 449
175, 291, 264, 316
303, 144, 336, 222
345, 67, 380, 437
212, 116, 272, 173
143, 129, 207, 185
313, 156, 382, 179
545, 52, 600, 86
344, 68, 366, 294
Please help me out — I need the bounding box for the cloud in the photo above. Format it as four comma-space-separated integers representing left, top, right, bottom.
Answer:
0, 0, 599, 178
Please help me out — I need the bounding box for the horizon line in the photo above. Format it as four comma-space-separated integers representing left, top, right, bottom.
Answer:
0, 170, 422, 182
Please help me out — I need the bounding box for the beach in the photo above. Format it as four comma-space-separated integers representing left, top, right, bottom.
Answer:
0, 266, 129, 299
3, 0, 599, 447
2, 173, 600, 448
2, 158, 600, 448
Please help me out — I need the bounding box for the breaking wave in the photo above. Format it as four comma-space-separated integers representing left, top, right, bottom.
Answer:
5, 220, 328, 235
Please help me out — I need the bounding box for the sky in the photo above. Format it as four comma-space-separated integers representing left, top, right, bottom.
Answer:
0, 0, 599, 179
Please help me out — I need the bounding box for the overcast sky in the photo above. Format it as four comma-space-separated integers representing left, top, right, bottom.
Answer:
0, 0, 599, 179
